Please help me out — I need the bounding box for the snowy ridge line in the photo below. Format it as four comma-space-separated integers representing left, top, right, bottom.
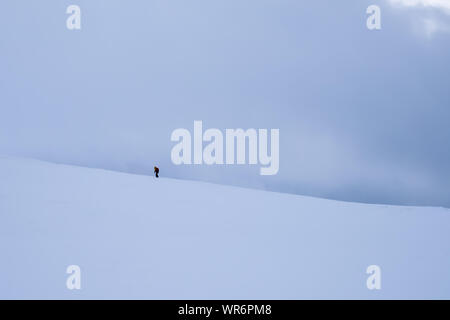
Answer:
0, 154, 448, 210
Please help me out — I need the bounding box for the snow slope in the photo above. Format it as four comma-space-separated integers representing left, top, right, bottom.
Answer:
0, 155, 449, 299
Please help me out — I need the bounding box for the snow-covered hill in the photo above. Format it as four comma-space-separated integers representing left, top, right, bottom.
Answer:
0, 156, 449, 299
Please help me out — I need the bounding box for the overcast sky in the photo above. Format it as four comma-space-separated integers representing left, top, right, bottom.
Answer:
1, 0, 449, 207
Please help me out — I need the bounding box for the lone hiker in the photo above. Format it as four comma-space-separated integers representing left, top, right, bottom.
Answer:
154, 166, 159, 178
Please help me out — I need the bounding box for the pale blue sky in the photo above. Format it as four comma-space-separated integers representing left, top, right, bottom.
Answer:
1, 0, 449, 207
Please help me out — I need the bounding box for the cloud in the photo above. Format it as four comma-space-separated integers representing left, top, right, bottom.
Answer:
423, 16, 450, 35
388, 0, 450, 13
388, 0, 450, 36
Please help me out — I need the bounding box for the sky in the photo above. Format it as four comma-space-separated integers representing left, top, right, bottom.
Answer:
0, 0, 449, 207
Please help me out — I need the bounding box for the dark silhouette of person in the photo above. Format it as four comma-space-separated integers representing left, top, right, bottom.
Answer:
154, 166, 159, 178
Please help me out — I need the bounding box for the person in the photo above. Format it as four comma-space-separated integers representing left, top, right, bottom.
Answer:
154, 166, 159, 178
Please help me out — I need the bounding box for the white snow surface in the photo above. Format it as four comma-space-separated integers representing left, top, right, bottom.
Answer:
0, 155, 449, 299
